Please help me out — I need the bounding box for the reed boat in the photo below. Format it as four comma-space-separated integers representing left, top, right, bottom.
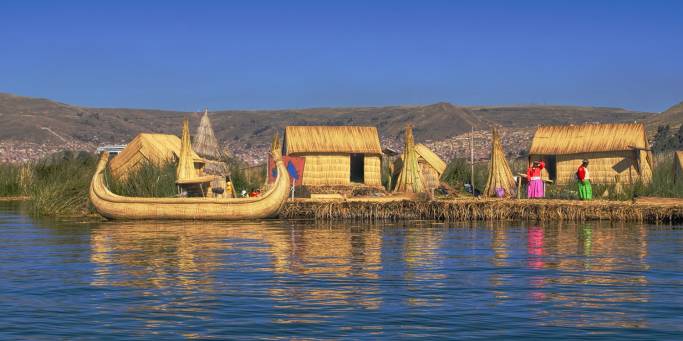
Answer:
89, 150, 290, 220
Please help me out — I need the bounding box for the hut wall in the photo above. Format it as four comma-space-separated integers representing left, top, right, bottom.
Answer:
363, 155, 382, 186
301, 154, 350, 186
554, 151, 649, 185
419, 161, 440, 190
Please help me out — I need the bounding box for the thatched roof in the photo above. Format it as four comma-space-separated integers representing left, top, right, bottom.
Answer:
484, 128, 515, 197
415, 144, 447, 174
393, 125, 425, 193
192, 109, 223, 160
284, 126, 381, 155
109, 133, 203, 179
529, 123, 649, 155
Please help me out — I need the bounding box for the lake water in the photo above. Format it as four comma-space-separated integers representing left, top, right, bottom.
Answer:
1, 202, 682, 339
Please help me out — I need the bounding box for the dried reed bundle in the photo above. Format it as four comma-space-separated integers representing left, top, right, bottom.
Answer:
394, 125, 425, 193
176, 118, 214, 184
193, 109, 223, 160
484, 128, 515, 197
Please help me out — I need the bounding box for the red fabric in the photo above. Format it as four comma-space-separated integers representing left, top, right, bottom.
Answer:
526, 161, 545, 178
577, 166, 586, 181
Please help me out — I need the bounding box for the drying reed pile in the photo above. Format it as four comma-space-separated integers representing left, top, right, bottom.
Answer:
192, 109, 223, 160
483, 128, 515, 197
393, 125, 425, 193
280, 198, 683, 223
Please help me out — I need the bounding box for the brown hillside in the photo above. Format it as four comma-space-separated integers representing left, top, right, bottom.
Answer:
469, 105, 651, 128
647, 102, 683, 130
0, 93, 655, 148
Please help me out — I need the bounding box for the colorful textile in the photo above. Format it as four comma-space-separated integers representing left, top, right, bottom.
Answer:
526, 161, 545, 179
577, 165, 590, 181
578, 180, 592, 200
268, 155, 305, 186
527, 178, 545, 198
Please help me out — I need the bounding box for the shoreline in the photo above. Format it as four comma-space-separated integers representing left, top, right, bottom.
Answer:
1, 196, 681, 223
280, 198, 683, 224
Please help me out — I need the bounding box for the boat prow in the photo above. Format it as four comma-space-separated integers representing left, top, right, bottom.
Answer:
89, 151, 290, 220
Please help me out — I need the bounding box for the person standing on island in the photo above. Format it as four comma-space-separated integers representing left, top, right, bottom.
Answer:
527, 160, 545, 198
577, 159, 592, 200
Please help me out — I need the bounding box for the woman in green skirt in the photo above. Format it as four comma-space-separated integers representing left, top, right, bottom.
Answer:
576, 159, 592, 200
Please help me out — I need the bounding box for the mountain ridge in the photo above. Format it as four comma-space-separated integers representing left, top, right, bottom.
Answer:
0, 92, 656, 146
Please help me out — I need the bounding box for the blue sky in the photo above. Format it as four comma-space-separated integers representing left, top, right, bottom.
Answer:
1, 0, 681, 112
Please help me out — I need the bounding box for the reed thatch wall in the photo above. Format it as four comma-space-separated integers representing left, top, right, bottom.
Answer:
364, 155, 382, 186
109, 133, 204, 180
529, 123, 652, 185
552, 151, 651, 185
419, 161, 440, 190
301, 154, 351, 186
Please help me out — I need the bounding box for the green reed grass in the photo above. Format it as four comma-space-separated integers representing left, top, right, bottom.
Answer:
106, 160, 178, 197
0, 164, 22, 196
25, 151, 97, 216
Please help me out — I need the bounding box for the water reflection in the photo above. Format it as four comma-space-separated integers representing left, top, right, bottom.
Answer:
523, 224, 650, 329
0, 208, 668, 338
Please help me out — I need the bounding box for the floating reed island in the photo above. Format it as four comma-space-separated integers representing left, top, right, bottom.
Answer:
280, 197, 683, 224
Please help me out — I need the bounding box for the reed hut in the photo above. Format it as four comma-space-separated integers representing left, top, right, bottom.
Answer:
394, 126, 425, 193
674, 151, 683, 183
283, 126, 382, 187
109, 133, 205, 180
414, 144, 447, 191
484, 128, 515, 197
193, 109, 223, 160
529, 123, 652, 185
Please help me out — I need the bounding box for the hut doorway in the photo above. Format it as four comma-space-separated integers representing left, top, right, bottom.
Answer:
545, 155, 557, 181
350, 154, 365, 183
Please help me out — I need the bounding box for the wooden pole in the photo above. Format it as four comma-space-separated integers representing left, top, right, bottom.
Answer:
470, 126, 475, 194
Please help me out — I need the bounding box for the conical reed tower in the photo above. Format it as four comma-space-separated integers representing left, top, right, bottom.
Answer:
176, 118, 198, 182
393, 125, 425, 193
483, 128, 515, 197
193, 108, 223, 160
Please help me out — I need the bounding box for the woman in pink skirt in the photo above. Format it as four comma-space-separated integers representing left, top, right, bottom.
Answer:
527, 160, 545, 198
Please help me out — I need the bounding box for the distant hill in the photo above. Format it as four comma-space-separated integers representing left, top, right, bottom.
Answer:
0, 92, 656, 147
468, 105, 651, 128
647, 102, 683, 131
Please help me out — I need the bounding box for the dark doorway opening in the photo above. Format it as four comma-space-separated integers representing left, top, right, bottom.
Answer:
350, 154, 364, 183
544, 155, 557, 181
